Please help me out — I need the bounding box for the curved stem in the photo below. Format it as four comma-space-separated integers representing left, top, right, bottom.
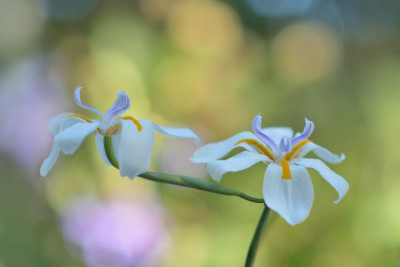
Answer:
103, 136, 264, 204
245, 206, 270, 267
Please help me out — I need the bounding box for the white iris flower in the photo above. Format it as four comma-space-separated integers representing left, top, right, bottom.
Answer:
191, 114, 348, 225
41, 87, 199, 178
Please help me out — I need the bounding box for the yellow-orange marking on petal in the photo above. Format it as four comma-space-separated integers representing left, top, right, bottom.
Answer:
235, 138, 275, 160
284, 139, 311, 160
280, 159, 291, 179
118, 116, 143, 132
68, 114, 93, 123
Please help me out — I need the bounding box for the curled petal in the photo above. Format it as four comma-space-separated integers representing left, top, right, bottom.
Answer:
73, 87, 104, 118
263, 163, 314, 225
294, 158, 349, 204
104, 91, 130, 121
206, 151, 270, 182
191, 131, 258, 163
296, 142, 345, 164
55, 122, 100, 155
279, 136, 292, 153
116, 120, 155, 179
152, 123, 199, 145
291, 118, 314, 146
252, 114, 279, 152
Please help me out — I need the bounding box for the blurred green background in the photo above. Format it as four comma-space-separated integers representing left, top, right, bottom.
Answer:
1, 0, 400, 266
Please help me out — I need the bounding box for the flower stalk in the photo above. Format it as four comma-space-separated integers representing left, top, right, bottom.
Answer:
245, 206, 270, 267
103, 136, 264, 204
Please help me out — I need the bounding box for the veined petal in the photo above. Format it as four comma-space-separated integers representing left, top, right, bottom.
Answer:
252, 114, 279, 152
104, 91, 130, 121
191, 131, 258, 163
73, 87, 104, 118
94, 133, 111, 166
291, 118, 314, 146
40, 143, 61, 177
261, 127, 294, 145
55, 122, 100, 155
293, 158, 348, 204
117, 120, 155, 179
206, 151, 270, 182
263, 163, 314, 226
297, 142, 345, 164
152, 123, 199, 145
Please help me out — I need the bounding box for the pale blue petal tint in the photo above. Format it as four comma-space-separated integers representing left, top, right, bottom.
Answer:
261, 127, 293, 145
94, 133, 111, 166
104, 91, 130, 122
206, 151, 270, 182
279, 136, 292, 153
152, 123, 199, 145
40, 143, 61, 177
73, 87, 104, 118
252, 114, 279, 152
297, 142, 345, 164
290, 118, 314, 146
190, 131, 258, 163
117, 120, 155, 179
263, 163, 314, 226
55, 121, 100, 155
293, 158, 349, 204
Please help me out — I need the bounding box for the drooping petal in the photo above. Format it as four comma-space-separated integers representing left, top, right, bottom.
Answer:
206, 151, 270, 182
40, 143, 61, 177
104, 91, 130, 121
73, 87, 104, 118
263, 163, 314, 225
191, 131, 258, 163
152, 123, 199, 145
261, 127, 294, 145
252, 114, 279, 152
116, 120, 155, 179
94, 133, 111, 166
293, 158, 348, 204
290, 118, 314, 146
55, 122, 100, 155
296, 142, 345, 164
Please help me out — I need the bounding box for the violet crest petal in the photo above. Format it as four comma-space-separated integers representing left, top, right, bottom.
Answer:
279, 136, 292, 153
73, 87, 104, 118
251, 114, 278, 152
290, 118, 314, 146
105, 91, 131, 121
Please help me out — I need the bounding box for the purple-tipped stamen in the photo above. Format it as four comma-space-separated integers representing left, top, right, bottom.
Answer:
105, 91, 131, 121
290, 118, 314, 146
279, 136, 292, 153
73, 87, 104, 118
252, 114, 279, 153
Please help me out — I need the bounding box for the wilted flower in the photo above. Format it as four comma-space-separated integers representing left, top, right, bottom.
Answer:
191, 114, 349, 225
41, 87, 199, 178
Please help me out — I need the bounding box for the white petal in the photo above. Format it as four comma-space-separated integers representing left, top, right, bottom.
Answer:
55, 122, 100, 155
261, 127, 294, 144
94, 133, 111, 166
48, 112, 84, 136
206, 151, 270, 182
152, 123, 199, 144
297, 142, 345, 164
293, 158, 349, 204
40, 143, 61, 177
191, 131, 258, 163
263, 163, 314, 226
117, 120, 155, 179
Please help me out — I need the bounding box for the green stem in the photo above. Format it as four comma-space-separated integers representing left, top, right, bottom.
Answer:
103, 136, 264, 204
245, 206, 270, 267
